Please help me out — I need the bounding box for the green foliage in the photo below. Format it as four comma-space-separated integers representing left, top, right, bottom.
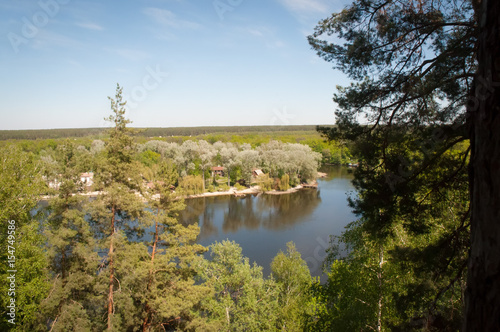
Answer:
89, 84, 149, 330
308, 0, 473, 329
38, 187, 100, 331
11, 222, 51, 331
138, 167, 212, 331
256, 173, 274, 192
277, 174, 290, 191
271, 242, 313, 331
0, 144, 48, 330
217, 183, 230, 192
179, 175, 204, 195
196, 240, 281, 331
137, 149, 161, 167
234, 183, 246, 191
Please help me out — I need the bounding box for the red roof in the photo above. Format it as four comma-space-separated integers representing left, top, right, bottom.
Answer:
211, 166, 224, 171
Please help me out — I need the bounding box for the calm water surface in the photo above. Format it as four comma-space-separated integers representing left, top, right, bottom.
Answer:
181, 165, 357, 277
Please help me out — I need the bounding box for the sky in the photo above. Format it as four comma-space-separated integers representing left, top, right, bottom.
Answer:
0, 0, 351, 130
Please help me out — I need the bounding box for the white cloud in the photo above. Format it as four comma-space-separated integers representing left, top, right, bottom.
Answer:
143, 7, 201, 30
31, 30, 83, 51
75, 22, 104, 31
247, 28, 264, 37
277, 0, 329, 14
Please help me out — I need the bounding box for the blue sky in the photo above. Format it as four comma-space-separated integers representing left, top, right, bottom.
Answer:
1, 0, 350, 130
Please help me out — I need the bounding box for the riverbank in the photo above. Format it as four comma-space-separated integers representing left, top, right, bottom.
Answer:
41, 172, 325, 201
41, 184, 313, 201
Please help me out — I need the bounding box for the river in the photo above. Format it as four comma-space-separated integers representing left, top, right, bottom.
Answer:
180, 165, 357, 278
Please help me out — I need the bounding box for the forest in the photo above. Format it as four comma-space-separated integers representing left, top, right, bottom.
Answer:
1, 0, 499, 330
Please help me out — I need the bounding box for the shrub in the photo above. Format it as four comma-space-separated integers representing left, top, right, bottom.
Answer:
234, 183, 246, 191
277, 174, 290, 191
178, 175, 204, 195
256, 174, 274, 192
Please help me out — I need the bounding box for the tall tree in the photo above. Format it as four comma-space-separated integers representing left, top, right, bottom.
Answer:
218, 144, 240, 187
307, 0, 489, 328
140, 161, 211, 331
91, 84, 146, 330
197, 140, 216, 192
464, 0, 500, 330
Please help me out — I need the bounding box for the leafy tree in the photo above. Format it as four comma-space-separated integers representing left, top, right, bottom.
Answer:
218, 143, 240, 187
0, 145, 49, 330
271, 242, 313, 331
196, 240, 280, 331
277, 174, 290, 191
196, 140, 216, 192
178, 175, 204, 195
237, 149, 260, 185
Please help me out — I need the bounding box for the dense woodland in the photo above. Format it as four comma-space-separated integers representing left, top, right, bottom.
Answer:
2, 0, 499, 330
0, 125, 326, 141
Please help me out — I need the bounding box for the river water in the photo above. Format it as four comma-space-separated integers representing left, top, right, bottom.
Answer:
180, 165, 357, 278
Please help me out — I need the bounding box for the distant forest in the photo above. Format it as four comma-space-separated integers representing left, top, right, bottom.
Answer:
0, 125, 328, 140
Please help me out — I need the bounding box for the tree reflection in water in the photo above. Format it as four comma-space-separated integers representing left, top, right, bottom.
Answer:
180, 188, 322, 239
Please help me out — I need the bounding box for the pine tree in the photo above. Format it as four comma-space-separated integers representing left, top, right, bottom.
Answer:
308, 0, 475, 327
140, 161, 211, 331
90, 84, 146, 330
39, 172, 100, 331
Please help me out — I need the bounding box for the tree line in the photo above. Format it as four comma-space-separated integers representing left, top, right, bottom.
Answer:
0, 125, 325, 141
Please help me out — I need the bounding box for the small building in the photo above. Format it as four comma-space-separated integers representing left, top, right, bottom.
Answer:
211, 166, 225, 177
80, 172, 94, 187
252, 169, 264, 177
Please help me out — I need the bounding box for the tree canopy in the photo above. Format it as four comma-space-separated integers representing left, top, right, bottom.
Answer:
309, 0, 499, 330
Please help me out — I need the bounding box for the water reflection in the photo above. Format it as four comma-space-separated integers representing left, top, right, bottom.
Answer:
180, 188, 322, 239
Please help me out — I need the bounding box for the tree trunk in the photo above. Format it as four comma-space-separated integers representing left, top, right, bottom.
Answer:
464, 0, 500, 330
376, 247, 384, 332
202, 169, 205, 192
107, 206, 116, 331
142, 213, 159, 332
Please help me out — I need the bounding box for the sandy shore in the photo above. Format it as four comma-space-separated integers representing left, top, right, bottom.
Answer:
41, 174, 324, 201
40, 183, 314, 201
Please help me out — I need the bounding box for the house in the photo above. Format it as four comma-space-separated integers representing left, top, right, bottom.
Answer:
252, 169, 264, 177
211, 166, 225, 177
80, 172, 94, 187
